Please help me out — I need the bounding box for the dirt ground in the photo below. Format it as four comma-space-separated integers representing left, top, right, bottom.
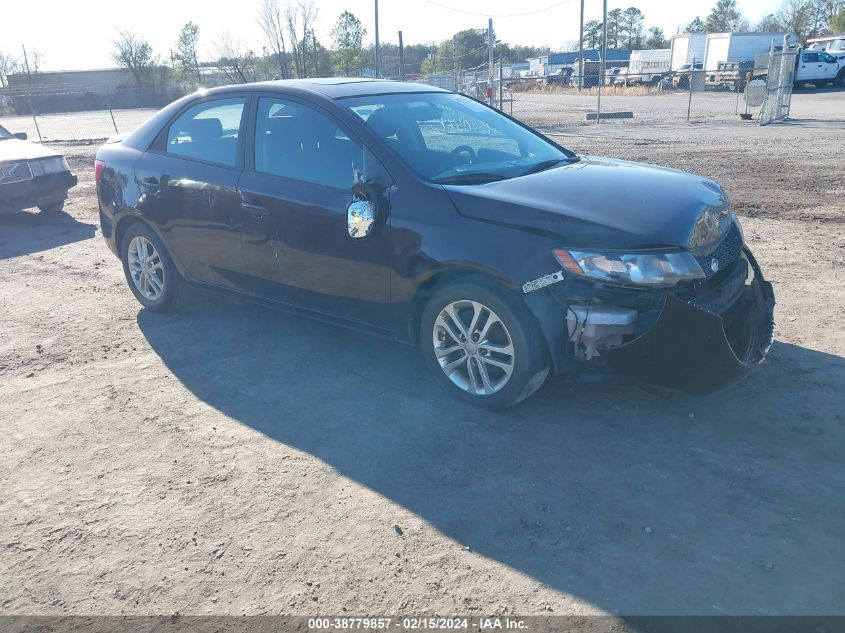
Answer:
1, 100, 844, 618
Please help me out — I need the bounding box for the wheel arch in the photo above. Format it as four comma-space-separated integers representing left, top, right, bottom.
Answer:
406, 266, 508, 346
114, 214, 188, 276
406, 266, 576, 377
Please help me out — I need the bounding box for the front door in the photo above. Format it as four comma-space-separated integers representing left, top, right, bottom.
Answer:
816, 52, 840, 81
797, 51, 837, 82
135, 96, 248, 288
237, 96, 393, 328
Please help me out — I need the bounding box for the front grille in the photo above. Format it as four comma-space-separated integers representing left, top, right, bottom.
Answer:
0, 161, 33, 185
695, 223, 742, 280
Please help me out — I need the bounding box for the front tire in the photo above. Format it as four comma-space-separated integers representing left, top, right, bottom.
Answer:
420, 277, 549, 409
120, 222, 187, 312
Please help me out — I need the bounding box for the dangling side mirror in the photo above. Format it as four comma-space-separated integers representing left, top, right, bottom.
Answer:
347, 179, 386, 239
348, 195, 377, 239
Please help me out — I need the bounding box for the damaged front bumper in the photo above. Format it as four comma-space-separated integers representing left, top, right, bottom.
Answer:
567, 248, 775, 394
0, 171, 78, 212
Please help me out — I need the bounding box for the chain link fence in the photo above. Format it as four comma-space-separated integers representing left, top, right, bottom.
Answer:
414, 58, 788, 128
759, 49, 798, 125
0, 53, 805, 144
0, 81, 180, 142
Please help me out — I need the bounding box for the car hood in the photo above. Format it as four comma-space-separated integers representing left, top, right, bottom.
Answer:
444, 156, 729, 250
0, 138, 60, 162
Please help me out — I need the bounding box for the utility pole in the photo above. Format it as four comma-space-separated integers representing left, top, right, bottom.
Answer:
597, 0, 608, 124
578, 0, 584, 90
453, 35, 458, 92
398, 31, 405, 81
487, 18, 494, 107
374, 0, 380, 78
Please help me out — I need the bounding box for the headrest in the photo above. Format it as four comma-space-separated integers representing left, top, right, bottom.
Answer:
296, 108, 339, 143
363, 108, 400, 138
188, 117, 223, 140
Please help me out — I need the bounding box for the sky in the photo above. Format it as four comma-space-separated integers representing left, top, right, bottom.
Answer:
3, 0, 783, 71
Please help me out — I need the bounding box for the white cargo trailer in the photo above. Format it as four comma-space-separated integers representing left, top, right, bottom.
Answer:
670, 33, 707, 71
703, 32, 788, 72
625, 48, 671, 83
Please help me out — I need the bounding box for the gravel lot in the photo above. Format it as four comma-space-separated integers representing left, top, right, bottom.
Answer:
1, 94, 844, 618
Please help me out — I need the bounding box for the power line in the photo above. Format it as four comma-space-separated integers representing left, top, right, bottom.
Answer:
423, 0, 575, 18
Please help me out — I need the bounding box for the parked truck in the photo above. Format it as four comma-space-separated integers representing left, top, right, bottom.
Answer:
570, 59, 628, 88
754, 46, 845, 87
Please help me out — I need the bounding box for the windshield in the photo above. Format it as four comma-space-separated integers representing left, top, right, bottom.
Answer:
0, 124, 12, 140
342, 92, 575, 184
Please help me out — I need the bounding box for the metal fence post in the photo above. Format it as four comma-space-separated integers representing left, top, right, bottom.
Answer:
25, 93, 43, 144
498, 59, 503, 111
686, 57, 694, 121
104, 92, 119, 134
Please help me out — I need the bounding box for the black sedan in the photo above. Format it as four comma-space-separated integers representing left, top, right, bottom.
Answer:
0, 123, 77, 213
95, 79, 774, 409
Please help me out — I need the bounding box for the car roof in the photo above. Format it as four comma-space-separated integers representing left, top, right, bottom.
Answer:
202, 78, 449, 99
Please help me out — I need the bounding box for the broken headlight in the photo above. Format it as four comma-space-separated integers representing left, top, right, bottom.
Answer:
553, 248, 706, 288
29, 156, 70, 177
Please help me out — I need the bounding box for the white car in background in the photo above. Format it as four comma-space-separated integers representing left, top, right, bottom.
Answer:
0, 123, 77, 214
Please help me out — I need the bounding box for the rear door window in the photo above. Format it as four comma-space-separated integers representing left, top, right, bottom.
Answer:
166, 98, 246, 168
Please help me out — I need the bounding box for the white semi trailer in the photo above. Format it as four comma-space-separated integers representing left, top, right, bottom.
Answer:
669, 33, 707, 71
703, 32, 790, 73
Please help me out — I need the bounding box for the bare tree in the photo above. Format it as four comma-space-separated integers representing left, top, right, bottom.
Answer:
0, 51, 20, 87
285, 0, 318, 78
776, 0, 813, 37
112, 29, 157, 86
214, 33, 261, 84
257, 0, 289, 79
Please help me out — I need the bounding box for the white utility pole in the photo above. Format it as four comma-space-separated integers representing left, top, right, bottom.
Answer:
374, 0, 380, 78
578, 0, 584, 90
597, 0, 608, 123
488, 18, 494, 106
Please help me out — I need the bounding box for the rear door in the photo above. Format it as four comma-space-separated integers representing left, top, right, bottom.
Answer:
236, 95, 393, 327
134, 95, 248, 287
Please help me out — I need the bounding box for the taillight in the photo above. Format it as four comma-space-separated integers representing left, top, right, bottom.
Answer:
94, 159, 105, 183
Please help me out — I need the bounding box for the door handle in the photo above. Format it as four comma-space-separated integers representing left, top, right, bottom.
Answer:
242, 201, 269, 219
138, 177, 161, 194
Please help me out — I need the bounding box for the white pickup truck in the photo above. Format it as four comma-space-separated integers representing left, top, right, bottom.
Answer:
755, 47, 845, 87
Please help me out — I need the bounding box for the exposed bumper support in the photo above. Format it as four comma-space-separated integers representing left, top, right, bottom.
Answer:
601, 251, 775, 394
0, 171, 77, 212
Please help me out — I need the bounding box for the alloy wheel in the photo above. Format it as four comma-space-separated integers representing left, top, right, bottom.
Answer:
127, 235, 165, 301
432, 300, 515, 396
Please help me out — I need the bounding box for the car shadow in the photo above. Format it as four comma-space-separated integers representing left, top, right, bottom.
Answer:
0, 209, 96, 260
137, 292, 845, 616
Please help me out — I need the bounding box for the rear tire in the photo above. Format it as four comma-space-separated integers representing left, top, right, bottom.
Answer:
120, 222, 188, 312
420, 277, 549, 410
